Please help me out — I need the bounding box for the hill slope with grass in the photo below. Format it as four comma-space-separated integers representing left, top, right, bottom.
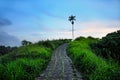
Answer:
0, 39, 69, 80
67, 36, 120, 80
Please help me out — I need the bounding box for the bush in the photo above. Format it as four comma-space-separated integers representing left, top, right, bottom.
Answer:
91, 30, 120, 63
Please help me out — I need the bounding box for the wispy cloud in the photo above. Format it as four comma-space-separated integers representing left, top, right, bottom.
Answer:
0, 31, 21, 46
22, 20, 120, 41
0, 17, 12, 27
0, 0, 120, 45
75, 20, 120, 38
0, 17, 20, 46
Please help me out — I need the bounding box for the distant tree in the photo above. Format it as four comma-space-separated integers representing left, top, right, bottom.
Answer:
21, 40, 32, 46
22, 40, 27, 46
27, 41, 32, 45
68, 15, 76, 40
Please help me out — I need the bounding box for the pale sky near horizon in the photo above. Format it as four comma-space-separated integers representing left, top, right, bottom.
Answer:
0, 0, 120, 46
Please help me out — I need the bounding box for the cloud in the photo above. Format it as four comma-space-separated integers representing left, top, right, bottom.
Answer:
75, 20, 120, 38
0, 31, 21, 46
0, 18, 12, 27
22, 20, 120, 41
41, 10, 65, 19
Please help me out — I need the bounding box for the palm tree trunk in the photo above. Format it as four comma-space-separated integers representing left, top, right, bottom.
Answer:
72, 24, 74, 41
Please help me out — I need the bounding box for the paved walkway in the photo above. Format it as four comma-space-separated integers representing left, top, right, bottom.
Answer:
36, 43, 82, 80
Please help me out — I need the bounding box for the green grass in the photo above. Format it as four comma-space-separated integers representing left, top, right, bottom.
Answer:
4, 58, 46, 80
0, 44, 51, 64
0, 44, 51, 80
67, 37, 120, 80
0, 39, 69, 80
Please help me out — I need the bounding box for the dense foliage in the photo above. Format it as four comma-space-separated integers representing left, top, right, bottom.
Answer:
0, 46, 17, 55
91, 30, 120, 63
21, 40, 32, 46
0, 39, 69, 80
67, 37, 120, 80
38, 39, 70, 50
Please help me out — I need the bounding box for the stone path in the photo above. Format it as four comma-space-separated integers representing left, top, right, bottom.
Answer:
36, 43, 82, 80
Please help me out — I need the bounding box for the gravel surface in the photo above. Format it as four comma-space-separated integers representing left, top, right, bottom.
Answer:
36, 43, 82, 80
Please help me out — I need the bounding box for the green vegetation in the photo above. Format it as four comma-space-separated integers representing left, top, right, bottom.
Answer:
67, 36, 120, 80
91, 30, 120, 63
0, 39, 69, 80
21, 40, 32, 46
0, 46, 17, 56
1, 30, 120, 80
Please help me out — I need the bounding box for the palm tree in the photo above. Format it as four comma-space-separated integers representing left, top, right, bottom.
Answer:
68, 15, 76, 40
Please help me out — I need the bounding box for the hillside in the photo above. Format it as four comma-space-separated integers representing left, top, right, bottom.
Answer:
67, 31, 120, 80
0, 39, 69, 80
0, 31, 120, 80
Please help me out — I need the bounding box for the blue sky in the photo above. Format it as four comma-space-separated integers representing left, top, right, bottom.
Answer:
0, 0, 120, 46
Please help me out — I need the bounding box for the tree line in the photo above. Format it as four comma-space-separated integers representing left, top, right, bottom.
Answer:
0, 46, 17, 55
0, 40, 32, 56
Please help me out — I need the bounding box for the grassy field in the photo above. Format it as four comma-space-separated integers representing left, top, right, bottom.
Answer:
67, 37, 120, 80
0, 39, 69, 80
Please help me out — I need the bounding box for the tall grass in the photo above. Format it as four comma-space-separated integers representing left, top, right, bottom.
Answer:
67, 37, 120, 80
0, 44, 51, 80
0, 39, 69, 80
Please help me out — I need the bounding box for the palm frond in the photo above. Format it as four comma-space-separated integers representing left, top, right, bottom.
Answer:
68, 15, 76, 24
